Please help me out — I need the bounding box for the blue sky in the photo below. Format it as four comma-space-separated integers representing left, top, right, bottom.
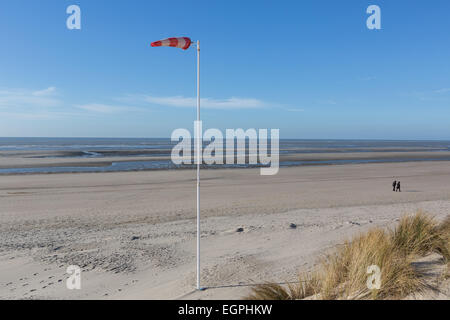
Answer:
0, 0, 449, 139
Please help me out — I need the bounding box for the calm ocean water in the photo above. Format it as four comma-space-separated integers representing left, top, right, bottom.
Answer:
0, 137, 449, 174
1, 137, 450, 152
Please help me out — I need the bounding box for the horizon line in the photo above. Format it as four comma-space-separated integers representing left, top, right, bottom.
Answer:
0, 136, 450, 142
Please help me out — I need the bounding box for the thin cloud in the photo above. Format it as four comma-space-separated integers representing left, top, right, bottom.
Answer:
0, 87, 133, 118
125, 94, 267, 109
358, 76, 376, 81
285, 108, 305, 112
317, 99, 337, 105
0, 111, 80, 119
434, 88, 450, 94
77, 103, 141, 114
0, 87, 270, 118
0, 87, 61, 109
33, 86, 57, 96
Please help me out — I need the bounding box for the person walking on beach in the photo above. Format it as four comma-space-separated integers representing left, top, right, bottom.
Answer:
392, 180, 397, 191
396, 181, 401, 192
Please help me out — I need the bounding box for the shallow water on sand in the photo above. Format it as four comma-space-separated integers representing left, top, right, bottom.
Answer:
0, 138, 449, 173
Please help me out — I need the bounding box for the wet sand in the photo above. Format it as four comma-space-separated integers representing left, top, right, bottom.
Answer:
1, 149, 450, 170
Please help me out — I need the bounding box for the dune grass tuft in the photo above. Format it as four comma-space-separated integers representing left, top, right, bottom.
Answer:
319, 228, 421, 300
246, 273, 321, 300
391, 212, 442, 257
246, 282, 293, 300
436, 216, 450, 262
247, 212, 450, 300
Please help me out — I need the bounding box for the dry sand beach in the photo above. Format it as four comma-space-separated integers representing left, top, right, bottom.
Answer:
0, 154, 449, 300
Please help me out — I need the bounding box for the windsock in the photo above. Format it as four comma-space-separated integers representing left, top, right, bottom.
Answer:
151, 37, 192, 50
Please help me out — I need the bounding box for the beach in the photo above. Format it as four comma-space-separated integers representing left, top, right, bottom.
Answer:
1, 158, 449, 299
3, 0, 450, 306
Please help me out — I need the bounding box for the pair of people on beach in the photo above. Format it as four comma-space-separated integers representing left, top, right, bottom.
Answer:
392, 180, 401, 192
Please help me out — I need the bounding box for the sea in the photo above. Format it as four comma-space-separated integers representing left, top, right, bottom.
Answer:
0, 137, 449, 174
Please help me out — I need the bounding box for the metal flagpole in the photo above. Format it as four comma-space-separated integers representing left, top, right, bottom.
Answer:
150, 36, 201, 290
196, 40, 201, 290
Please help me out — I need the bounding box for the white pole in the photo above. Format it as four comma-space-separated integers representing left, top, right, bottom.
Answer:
196, 40, 201, 290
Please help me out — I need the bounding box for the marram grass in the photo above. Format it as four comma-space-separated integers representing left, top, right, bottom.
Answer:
247, 212, 450, 300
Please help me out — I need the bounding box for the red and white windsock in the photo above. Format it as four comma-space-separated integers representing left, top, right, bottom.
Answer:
151, 37, 192, 50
